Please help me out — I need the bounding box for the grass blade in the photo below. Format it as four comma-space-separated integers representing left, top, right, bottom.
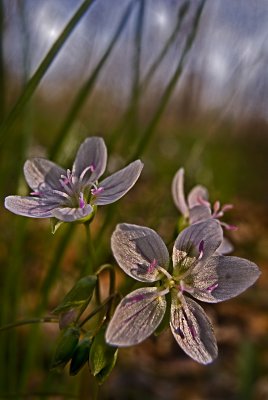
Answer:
49, 0, 136, 161
130, 0, 206, 161
0, 0, 96, 142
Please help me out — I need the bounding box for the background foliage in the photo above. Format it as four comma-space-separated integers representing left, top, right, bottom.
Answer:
0, 0, 267, 399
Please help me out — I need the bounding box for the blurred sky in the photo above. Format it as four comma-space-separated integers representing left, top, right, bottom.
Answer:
2, 0, 268, 119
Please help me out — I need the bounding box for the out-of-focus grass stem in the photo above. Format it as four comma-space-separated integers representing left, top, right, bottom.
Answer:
83, 223, 96, 276
0, 0, 5, 121
19, 224, 75, 391
141, 1, 190, 91
130, 0, 206, 161
49, 1, 136, 161
107, 1, 189, 152
0, 0, 96, 142
126, 0, 145, 139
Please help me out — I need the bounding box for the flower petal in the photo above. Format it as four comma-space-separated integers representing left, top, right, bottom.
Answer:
111, 223, 170, 282
187, 185, 209, 208
171, 168, 189, 217
52, 205, 93, 222
189, 205, 212, 224
190, 255, 261, 303
170, 295, 218, 364
105, 287, 166, 346
216, 238, 233, 255
24, 158, 65, 191
172, 219, 223, 275
4, 196, 54, 218
72, 137, 107, 183
94, 160, 143, 205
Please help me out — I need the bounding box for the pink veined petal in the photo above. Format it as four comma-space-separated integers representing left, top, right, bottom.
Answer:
4, 196, 54, 218
94, 160, 143, 205
171, 168, 189, 217
170, 295, 218, 364
105, 287, 166, 347
72, 137, 107, 183
24, 158, 65, 192
187, 185, 209, 209
52, 204, 93, 222
189, 204, 212, 225
173, 219, 223, 269
190, 255, 261, 303
111, 223, 170, 282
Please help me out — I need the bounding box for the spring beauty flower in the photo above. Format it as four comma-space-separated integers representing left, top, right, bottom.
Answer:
172, 167, 235, 254
105, 220, 260, 364
5, 137, 143, 222
172, 168, 236, 229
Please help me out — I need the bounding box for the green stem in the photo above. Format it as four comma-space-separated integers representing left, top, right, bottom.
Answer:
83, 223, 96, 275
96, 264, 116, 297
19, 224, 75, 391
78, 294, 115, 328
0, 317, 58, 333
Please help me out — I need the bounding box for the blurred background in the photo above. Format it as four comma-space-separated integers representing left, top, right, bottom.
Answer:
0, 0, 268, 399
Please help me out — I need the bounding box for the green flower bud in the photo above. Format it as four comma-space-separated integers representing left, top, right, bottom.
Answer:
53, 275, 98, 317
89, 326, 118, 385
69, 337, 92, 376
50, 327, 80, 371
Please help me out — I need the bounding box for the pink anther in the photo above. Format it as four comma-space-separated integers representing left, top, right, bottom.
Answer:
91, 186, 104, 196
206, 282, 218, 292
79, 192, 85, 209
148, 259, 157, 273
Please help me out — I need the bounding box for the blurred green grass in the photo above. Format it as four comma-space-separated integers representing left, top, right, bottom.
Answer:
0, 0, 268, 399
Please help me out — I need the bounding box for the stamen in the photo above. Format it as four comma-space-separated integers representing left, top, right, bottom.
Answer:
79, 192, 85, 209
148, 258, 157, 273
221, 203, 233, 212
156, 287, 170, 297
206, 282, 218, 293
52, 189, 70, 200
91, 186, 104, 196
198, 240, 204, 260
79, 164, 96, 182
59, 179, 74, 196
157, 266, 173, 280
220, 221, 238, 231
213, 201, 220, 214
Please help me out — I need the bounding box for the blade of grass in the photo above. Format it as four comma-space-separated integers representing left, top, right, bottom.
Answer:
49, 0, 136, 161
0, 0, 96, 142
107, 0, 190, 152
0, 2, 34, 392
129, 0, 206, 161
141, 0, 190, 92
18, 223, 75, 391
0, 0, 5, 120
126, 0, 146, 137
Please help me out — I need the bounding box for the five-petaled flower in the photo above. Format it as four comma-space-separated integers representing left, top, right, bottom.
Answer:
172, 167, 236, 254
105, 220, 260, 364
4, 137, 143, 223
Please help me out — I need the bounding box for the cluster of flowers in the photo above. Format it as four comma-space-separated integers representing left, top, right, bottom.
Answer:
5, 136, 260, 365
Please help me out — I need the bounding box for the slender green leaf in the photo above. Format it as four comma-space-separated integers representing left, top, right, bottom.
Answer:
0, 0, 96, 141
